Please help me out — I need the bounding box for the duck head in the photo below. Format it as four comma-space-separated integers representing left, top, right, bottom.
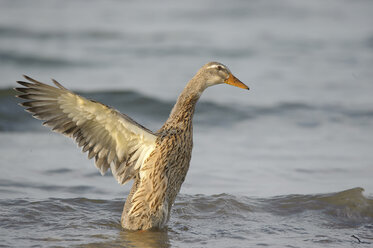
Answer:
199, 62, 249, 90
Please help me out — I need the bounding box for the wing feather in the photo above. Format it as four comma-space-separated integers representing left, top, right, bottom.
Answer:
16, 76, 157, 185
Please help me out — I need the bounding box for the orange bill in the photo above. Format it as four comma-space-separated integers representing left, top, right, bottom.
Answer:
225, 73, 249, 90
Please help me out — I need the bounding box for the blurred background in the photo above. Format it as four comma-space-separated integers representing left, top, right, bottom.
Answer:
0, 0, 373, 247
1, 0, 372, 196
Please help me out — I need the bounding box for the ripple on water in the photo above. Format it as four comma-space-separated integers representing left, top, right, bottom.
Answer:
0, 188, 372, 247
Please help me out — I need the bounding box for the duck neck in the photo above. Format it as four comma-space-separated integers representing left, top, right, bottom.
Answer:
163, 77, 206, 129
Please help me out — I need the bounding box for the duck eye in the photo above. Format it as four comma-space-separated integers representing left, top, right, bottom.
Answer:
217, 66, 223, 71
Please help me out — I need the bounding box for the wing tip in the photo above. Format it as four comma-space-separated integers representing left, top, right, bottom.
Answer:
23, 75, 37, 83
52, 78, 67, 90
20, 75, 68, 91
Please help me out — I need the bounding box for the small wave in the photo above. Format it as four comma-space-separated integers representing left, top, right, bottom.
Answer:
2, 87, 373, 132
261, 187, 373, 221
0, 26, 122, 41
1, 188, 372, 247
2, 188, 370, 223
248, 102, 373, 123
126, 46, 255, 58
43, 168, 74, 175
0, 179, 106, 195
174, 193, 253, 220
0, 50, 93, 67
0, 197, 122, 230
174, 188, 373, 222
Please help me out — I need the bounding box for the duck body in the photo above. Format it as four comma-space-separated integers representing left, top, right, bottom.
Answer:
15, 62, 248, 230
122, 76, 201, 230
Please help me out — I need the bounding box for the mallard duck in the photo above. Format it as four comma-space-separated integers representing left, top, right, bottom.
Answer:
15, 62, 249, 230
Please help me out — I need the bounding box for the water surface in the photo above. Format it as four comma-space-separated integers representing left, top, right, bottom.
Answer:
1, 0, 373, 247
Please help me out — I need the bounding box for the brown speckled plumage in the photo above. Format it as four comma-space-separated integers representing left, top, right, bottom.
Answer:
15, 62, 248, 230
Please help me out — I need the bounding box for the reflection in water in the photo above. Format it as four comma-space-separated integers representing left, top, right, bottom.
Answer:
119, 229, 170, 248
79, 228, 170, 248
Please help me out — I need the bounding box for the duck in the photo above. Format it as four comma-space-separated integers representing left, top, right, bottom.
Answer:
15, 62, 249, 230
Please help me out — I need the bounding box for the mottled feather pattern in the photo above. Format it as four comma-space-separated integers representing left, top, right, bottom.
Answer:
121, 93, 196, 229
15, 76, 156, 185
16, 62, 244, 230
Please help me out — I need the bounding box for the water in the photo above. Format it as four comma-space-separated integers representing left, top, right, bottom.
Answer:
1, 0, 373, 247
1, 188, 372, 247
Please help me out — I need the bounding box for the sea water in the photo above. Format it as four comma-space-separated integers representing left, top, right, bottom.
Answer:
0, 0, 373, 247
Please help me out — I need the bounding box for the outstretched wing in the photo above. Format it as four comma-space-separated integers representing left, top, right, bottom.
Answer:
15, 75, 157, 185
